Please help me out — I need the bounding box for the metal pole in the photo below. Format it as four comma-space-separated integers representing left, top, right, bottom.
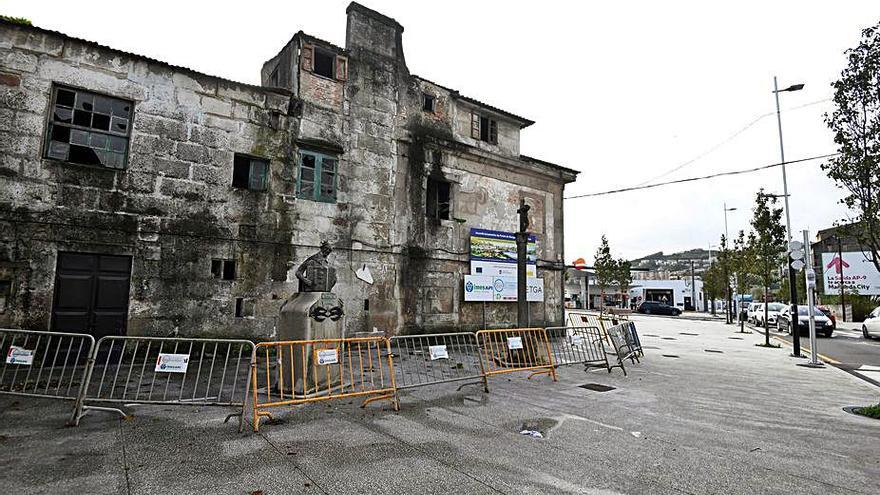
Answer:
723, 204, 731, 324
837, 235, 846, 322
775, 76, 801, 357
690, 260, 696, 311
800, 229, 823, 368
516, 200, 530, 327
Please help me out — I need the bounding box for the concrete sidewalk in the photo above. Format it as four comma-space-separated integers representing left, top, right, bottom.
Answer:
1, 317, 878, 494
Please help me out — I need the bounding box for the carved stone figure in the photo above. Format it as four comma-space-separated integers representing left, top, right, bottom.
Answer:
295, 242, 336, 292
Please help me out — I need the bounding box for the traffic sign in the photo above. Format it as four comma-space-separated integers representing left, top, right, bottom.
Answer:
790, 249, 804, 260
791, 259, 805, 271
789, 240, 803, 251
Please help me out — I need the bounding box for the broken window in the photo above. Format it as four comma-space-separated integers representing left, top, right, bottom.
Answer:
234, 297, 255, 318
471, 112, 498, 144
45, 85, 132, 169
313, 48, 335, 78
232, 154, 269, 191
422, 93, 435, 113
211, 259, 236, 280
0, 280, 10, 314
426, 178, 451, 221
298, 150, 337, 202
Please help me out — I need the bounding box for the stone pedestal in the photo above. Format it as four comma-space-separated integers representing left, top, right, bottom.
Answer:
277, 292, 345, 396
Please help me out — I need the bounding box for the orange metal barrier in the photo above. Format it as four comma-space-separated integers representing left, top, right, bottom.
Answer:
250, 336, 398, 431
475, 328, 557, 382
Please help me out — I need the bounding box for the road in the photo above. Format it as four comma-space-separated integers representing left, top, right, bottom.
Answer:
747, 320, 880, 388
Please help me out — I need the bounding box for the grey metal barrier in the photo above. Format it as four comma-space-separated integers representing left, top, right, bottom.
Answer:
545, 326, 613, 372
80, 336, 255, 427
389, 332, 488, 392
622, 322, 644, 359
604, 324, 637, 375
0, 328, 96, 425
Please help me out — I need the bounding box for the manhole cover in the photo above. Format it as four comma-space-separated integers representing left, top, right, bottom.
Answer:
679, 332, 699, 336
661, 337, 677, 340
662, 354, 680, 358
704, 349, 724, 353
579, 383, 616, 392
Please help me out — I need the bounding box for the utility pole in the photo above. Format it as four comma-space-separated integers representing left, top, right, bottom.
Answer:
773, 76, 805, 357
690, 260, 696, 312
837, 235, 846, 322
799, 229, 824, 368
516, 200, 530, 327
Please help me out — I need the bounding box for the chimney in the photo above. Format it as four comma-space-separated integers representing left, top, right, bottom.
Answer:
345, 2, 405, 63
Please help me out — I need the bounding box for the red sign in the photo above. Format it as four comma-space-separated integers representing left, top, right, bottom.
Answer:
573, 258, 587, 270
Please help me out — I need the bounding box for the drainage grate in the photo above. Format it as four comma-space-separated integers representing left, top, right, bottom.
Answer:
642, 345, 660, 350
579, 383, 616, 392
679, 332, 700, 336
704, 349, 724, 353
661, 354, 680, 358
728, 337, 744, 340
661, 337, 677, 340
643, 334, 660, 337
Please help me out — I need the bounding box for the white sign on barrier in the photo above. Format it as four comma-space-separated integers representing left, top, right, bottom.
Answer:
428, 345, 449, 360
6, 346, 34, 365
507, 337, 523, 350
317, 349, 339, 365
155, 353, 189, 373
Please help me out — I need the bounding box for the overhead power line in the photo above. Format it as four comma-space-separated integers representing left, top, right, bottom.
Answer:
564, 153, 838, 200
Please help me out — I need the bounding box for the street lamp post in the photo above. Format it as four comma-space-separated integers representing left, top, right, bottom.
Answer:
724, 204, 737, 324
773, 76, 805, 357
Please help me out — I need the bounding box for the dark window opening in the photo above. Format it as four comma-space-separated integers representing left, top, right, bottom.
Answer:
234, 297, 254, 318
211, 259, 236, 280
422, 93, 435, 113
313, 48, 335, 78
426, 178, 451, 220
232, 154, 269, 191
45, 85, 132, 169
0, 280, 10, 314
363, 299, 370, 312
478, 116, 498, 144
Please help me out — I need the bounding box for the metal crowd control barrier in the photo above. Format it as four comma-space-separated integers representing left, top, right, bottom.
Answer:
623, 322, 644, 359
390, 333, 488, 392
475, 328, 557, 382
1, 328, 95, 425
80, 336, 255, 427
251, 336, 399, 432
545, 326, 612, 372
604, 324, 637, 376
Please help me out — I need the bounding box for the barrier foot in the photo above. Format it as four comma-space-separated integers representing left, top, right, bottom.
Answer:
526, 369, 554, 380
252, 411, 272, 432
361, 393, 396, 410
455, 380, 486, 392
74, 405, 129, 425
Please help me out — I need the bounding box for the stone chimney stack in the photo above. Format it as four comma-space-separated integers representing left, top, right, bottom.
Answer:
345, 2, 405, 64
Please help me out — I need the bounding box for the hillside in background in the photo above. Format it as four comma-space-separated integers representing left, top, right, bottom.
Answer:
630, 248, 712, 280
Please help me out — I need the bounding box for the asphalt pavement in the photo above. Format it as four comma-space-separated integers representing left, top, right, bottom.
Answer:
2, 316, 878, 494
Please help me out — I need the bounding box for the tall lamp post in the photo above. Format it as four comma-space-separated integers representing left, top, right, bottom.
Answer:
724, 204, 737, 323
773, 76, 805, 357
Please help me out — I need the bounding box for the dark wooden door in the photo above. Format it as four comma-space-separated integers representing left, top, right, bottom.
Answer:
51, 252, 132, 338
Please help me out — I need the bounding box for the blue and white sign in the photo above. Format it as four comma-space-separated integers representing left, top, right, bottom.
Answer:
6, 346, 34, 365
469, 228, 537, 278
463, 275, 544, 302
155, 353, 189, 373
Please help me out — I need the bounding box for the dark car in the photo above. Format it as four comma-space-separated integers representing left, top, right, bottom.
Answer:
637, 301, 682, 316
777, 305, 833, 337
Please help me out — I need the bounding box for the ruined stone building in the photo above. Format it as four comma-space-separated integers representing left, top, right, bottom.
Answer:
0, 3, 577, 339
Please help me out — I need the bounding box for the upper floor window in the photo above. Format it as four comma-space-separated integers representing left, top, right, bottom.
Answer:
422, 93, 435, 113
426, 177, 450, 221
301, 44, 348, 81
470, 112, 498, 144
232, 154, 268, 191
298, 150, 337, 203
45, 85, 132, 169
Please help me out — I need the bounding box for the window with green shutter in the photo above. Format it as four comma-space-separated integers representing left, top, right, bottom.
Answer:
298, 150, 337, 202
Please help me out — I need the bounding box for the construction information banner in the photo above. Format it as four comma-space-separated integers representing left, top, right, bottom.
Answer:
821, 252, 880, 296
463, 275, 544, 302
469, 228, 537, 278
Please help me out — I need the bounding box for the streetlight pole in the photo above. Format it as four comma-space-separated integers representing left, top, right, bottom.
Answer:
773, 76, 805, 357
724, 204, 737, 324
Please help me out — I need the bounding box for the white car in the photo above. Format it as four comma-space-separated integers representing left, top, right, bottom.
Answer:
863, 306, 880, 339
748, 303, 763, 324
757, 302, 786, 326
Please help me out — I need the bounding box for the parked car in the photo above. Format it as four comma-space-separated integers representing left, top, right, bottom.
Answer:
777, 305, 833, 337
817, 306, 836, 330
863, 306, 880, 339
637, 301, 682, 316
756, 302, 786, 326
748, 303, 764, 324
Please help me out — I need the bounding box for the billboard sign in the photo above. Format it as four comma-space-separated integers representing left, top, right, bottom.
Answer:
463, 275, 544, 302
469, 228, 536, 278
821, 251, 880, 296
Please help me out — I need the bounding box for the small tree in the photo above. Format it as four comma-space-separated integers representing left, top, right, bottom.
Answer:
733, 230, 754, 332
749, 190, 787, 345
703, 262, 726, 316
824, 22, 880, 273
717, 235, 734, 323
594, 235, 615, 310
615, 258, 632, 309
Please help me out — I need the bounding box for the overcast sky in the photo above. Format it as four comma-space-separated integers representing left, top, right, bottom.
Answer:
5, 0, 879, 261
